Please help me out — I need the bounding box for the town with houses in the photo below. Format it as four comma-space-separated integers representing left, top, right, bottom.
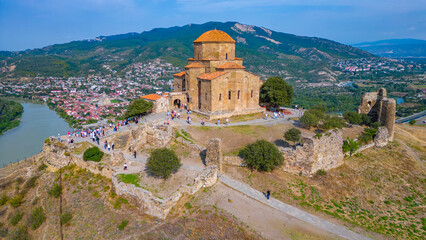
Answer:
334, 57, 421, 73
0, 59, 179, 125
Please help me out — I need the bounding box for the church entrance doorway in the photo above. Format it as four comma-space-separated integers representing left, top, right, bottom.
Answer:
173, 99, 181, 109
198, 81, 202, 109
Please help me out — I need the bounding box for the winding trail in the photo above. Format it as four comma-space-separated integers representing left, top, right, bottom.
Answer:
219, 174, 372, 240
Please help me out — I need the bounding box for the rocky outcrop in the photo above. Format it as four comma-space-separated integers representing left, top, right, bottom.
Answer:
129, 122, 173, 152
205, 138, 222, 172
112, 165, 218, 219
280, 129, 344, 177
111, 152, 126, 167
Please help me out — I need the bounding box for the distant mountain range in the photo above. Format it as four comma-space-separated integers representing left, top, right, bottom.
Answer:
0, 21, 375, 81
353, 39, 426, 58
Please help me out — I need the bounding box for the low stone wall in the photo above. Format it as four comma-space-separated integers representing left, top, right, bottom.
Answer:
192, 107, 264, 120
42, 141, 114, 178
223, 156, 244, 166
112, 165, 218, 219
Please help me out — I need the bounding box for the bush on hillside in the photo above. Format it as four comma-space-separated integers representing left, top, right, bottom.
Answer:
240, 140, 284, 172
300, 112, 318, 129
28, 206, 46, 230
322, 115, 345, 130
48, 183, 62, 198
83, 146, 104, 162
147, 148, 181, 179
342, 138, 360, 156
61, 212, 73, 226
284, 128, 301, 145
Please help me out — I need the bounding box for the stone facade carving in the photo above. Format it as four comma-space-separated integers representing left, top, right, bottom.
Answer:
280, 129, 344, 177
170, 29, 264, 119
205, 138, 223, 172
112, 165, 218, 219
358, 88, 396, 141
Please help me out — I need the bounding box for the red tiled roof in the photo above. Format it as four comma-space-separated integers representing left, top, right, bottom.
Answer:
141, 94, 162, 101
185, 63, 205, 68
194, 29, 236, 43
173, 71, 185, 77
197, 71, 229, 80
234, 57, 243, 60
217, 62, 245, 69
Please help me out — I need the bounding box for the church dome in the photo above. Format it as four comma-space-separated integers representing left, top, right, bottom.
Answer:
193, 29, 236, 43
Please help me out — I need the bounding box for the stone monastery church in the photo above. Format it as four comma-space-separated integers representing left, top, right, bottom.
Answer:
168, 29, 264, 119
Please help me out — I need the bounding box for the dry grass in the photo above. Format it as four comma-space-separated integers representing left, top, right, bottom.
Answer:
224, 126, 426, 239
71, 141, 94, 155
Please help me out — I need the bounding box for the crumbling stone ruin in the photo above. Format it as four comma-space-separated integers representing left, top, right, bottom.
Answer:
279, 129, 344, 177
205, 138, 223, 172
358, 88, 396, 140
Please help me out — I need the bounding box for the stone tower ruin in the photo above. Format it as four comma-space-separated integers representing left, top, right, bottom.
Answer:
358, 88, 396, 140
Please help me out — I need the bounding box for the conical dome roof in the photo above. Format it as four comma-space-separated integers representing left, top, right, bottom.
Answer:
193, 29, 235, 43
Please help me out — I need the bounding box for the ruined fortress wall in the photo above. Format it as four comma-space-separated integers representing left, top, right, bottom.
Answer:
280, 130, 344, 176
380, 99, 396, 141
205, 138, 222, 172
112, 166, 218, 219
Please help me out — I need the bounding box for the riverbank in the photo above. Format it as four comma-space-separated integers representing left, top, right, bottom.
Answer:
0, 102, 71, 166
0, 99, 24, 135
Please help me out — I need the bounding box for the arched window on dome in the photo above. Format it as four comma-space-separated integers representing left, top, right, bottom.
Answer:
251, 90, 253, 98
226, 53, 228, 60
219, 93, 222, 101
228, 91, 231, 100
238, 90, 240, 99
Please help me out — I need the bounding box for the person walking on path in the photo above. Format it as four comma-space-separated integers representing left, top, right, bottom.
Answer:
266, 190, 271, 200
107, 143, 111, 151
124, 163, 127, 171
225, 118, 229, 125
133, 150, 137, 159
217, 119, 220, 125
111, 143, 114, 151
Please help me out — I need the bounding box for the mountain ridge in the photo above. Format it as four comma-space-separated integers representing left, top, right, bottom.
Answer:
0, 21, 374, 81
352, 38, 426, 58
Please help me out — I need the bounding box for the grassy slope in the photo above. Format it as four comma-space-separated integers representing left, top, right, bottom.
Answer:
223, 124, 425, 239
0, 159, 259, 239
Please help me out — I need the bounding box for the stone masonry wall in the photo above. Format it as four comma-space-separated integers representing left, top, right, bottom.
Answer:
112, 165, 218, 219
280, 129, 344, 177
205, 138, 222, 172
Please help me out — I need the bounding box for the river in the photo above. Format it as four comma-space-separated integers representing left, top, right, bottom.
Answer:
0, 103, 71, 167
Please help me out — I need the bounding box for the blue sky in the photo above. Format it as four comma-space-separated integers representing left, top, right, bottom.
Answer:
0, 0, 425, 51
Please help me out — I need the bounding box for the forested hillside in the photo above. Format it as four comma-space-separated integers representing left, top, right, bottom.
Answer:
0, 99, 24, 134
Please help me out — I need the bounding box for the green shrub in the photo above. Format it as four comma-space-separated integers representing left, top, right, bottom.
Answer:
240, 140, 284, 172
284, 128, 301, 145
38, 163, 48, 171
409, 119, 416, 126
371, 121, 381, 129
147, 148, 181, 179
83, 146, 104, 162
9, 211, 23, 226
28, 207, 46, 230
184, 202, 193, 209
358, 128, 378, 144
343, 111, 363, 124
117, 220, 129, 230
9, 195, 24, 208
48, 183, 62, 198
315, 169, 327, 177
24, 175, 39, 189
307, 109, 326, 120
124, 98, 153, 118
0, 194, 9, 205
300, 112, 318, 129
113, 197, 128, 209
322, 115, 345, 130
260, 76, 293, 107
342, 138, 360, 156
60, 212, 73, 225
9, 225, 29, 240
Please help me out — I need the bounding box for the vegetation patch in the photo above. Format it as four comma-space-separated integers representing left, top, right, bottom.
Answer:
117, 220, 129, 230
83, 146, 104, 162
28, 206, 46, 230
48, 183, 62, 198
61, 212, 73, 226
147, 148, 181, 179
116, 174, 141, 188
240, 140, 284, 172
9, 211, 23, 226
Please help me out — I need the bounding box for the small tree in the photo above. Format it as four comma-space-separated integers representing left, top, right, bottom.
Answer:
300, 112, 318, 129
284, 128, 301, 145
240, 140, 284, 172
83, 146, 104, 162
342, 138, 360, 156
28, 206, 46, 230
260, 76, 293, 107
125, 99, 153, 118
147, 148, 181, 179
343, 111, 363, 125
409, 119, 416, 126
